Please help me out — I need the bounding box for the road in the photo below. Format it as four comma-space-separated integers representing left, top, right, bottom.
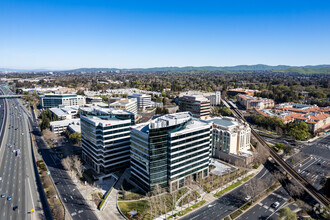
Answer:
0, 85, 45, 219
238, 140, 330, 220
29, 106, 98, 220
181, 166, 276, 220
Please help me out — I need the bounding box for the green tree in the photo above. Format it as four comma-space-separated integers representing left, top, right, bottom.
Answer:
69, 132, 81, 145
279, 207, 297, 220
76, 90, 85, 96
219, 107, 232, 116
288, 121, 310, 140
40, 118, 50, 131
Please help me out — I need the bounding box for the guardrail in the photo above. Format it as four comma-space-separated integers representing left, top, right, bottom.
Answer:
224, 99, 330, 207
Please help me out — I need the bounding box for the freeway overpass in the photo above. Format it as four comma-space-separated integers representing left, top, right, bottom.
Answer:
0, 95, 22, 99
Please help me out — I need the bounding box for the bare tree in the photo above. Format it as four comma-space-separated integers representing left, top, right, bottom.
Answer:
72, 155, 83, 178
243, 178, 265, 203
61, 157, 73, 173
287, 183, 304, 197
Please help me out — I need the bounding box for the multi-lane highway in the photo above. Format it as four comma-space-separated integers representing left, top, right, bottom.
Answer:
29, 107, 98, 220
0, 85, 46, 219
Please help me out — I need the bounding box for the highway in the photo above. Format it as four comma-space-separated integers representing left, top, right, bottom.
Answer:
0, 85, 44, 219
29, 106, 98, 220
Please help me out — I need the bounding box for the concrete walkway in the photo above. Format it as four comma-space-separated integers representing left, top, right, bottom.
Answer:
96, 169, 130, 220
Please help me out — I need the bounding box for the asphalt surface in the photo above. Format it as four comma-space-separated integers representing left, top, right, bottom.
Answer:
237, 139, 330, 220
0, 86, 43, 220
29, 106, 98, 220
181, 166, 276, 220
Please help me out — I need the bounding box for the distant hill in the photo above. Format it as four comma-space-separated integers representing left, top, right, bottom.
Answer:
68, 64, 330, 73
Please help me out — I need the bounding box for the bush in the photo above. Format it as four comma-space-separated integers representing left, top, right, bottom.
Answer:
230, 209, 243, 219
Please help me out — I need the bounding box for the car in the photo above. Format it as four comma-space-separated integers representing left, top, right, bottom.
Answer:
271, 201, 280, 208
13, 205, 18, 211
1, 193, 5, 198
7, 196, 12, 201
12, 150, 16, 153
21, 133, 24, 135
245, 195, 251, 201
0, 177, 2, 180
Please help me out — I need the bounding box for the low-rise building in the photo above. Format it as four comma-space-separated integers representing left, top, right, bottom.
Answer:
50, 119, 80, 134
109, 97, 138, 116
256, 103, 330, 133
130, 112, 212, 192
39, 93, 86, 109
179, 95, 210, 119
227, 88, 259, 97
49, 106, 79, 120
86, 96, 103, 104
128, 93, 152, 110
80, 107, 135, 174
237, 94, 274, 110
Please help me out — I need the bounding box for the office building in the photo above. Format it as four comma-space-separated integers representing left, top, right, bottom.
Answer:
179, 95, 210, 119
80, 107, 135, 174
130, 112, 212, 192
237, 94, 274, 110
50, 119, 80, 134
86, 96, 103, 104
109, 97, 138, 116
39, 93, 86, 109
207, 117, 251, 156
128, 93, 151, 110
208, 91, 221, 106
49, 106, 79, 120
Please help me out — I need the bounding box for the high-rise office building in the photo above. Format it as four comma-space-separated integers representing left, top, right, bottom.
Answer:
179, 95, 210, 119
130, 112, 212, 192
80, 107, 135, 174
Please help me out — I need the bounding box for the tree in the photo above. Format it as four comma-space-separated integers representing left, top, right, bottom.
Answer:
279, 207, 297, 220
72, 155, 83, 178
61, 157, 73, 172
219, 107, 232, 116
69, 132, 81, 145
40, 117, 50, 131
288, 121, 311, 140
76, 90, 85, 96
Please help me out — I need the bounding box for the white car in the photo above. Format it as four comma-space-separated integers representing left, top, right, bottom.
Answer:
272, 201, 280, 208
245, 195, 251, 201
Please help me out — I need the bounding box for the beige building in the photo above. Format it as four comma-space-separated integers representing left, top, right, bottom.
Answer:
109, 97, 138, 116
179, 95, 210, 119
207, 117, 251, 156
237, 94, 274, 110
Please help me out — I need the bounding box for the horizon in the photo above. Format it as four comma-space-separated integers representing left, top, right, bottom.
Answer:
1, 0, 330, 69
2, 63, 330, 72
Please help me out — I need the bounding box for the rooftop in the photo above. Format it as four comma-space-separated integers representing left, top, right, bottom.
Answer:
133, 112, 210, 134
80, 106, 133, 116
207, 117, 239, 128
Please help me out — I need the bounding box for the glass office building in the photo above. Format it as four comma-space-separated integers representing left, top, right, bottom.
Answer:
81, 107, 135, 174
130, 112, 212, 192
39, 93, 86, 109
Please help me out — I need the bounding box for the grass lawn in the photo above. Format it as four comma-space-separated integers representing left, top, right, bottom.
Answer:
118, 200, 150, 220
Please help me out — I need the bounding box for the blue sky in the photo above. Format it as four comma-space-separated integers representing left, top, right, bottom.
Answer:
1, 0, 330, 69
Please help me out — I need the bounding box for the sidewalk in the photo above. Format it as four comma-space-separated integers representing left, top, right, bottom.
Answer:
158, 165, 264, 220
95, 169, 130, 220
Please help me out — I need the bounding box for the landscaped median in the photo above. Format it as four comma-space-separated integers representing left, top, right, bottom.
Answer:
214, 174, 254, 197
168, 200, 206, 219
98, 187, 113, 210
